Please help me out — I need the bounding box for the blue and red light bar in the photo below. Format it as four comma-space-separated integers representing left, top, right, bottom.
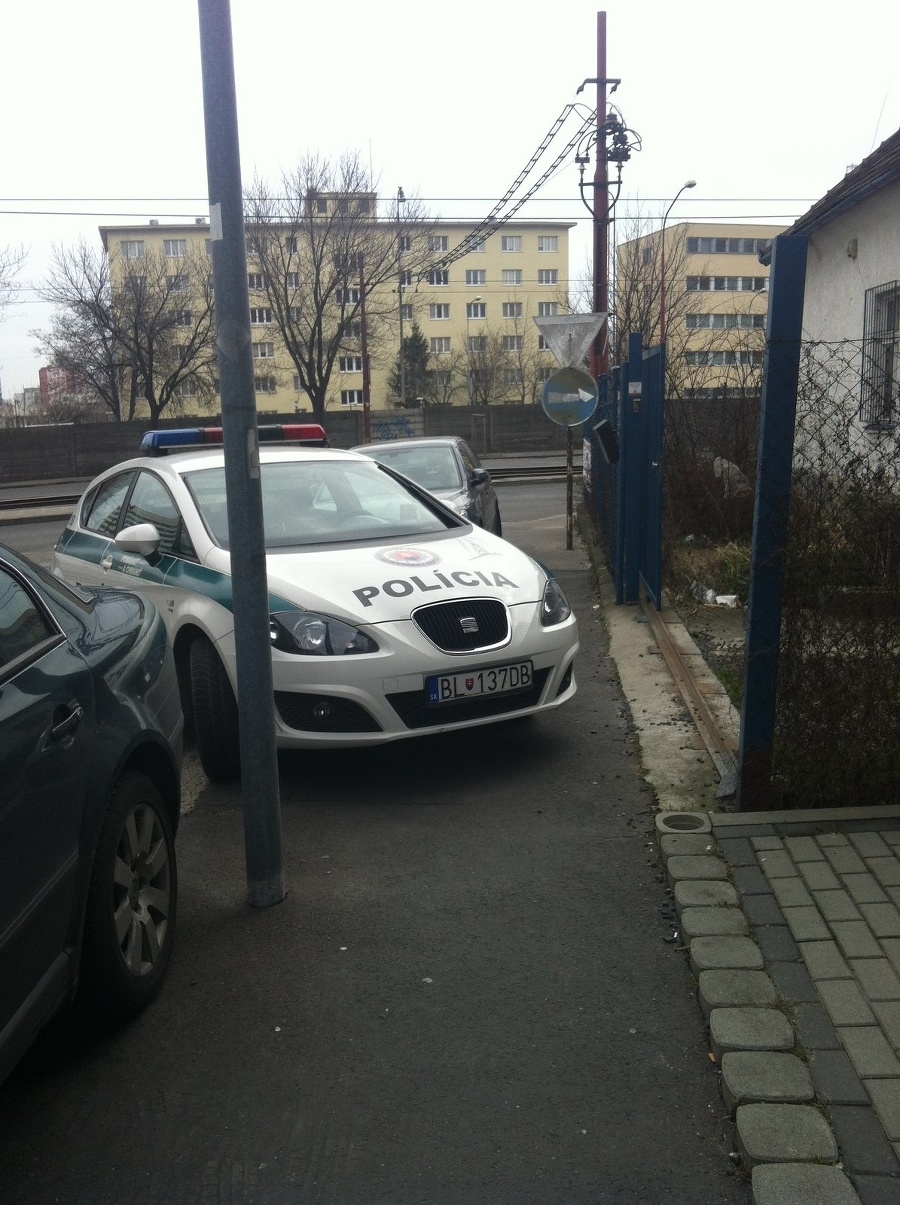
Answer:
140, 423, 328, 455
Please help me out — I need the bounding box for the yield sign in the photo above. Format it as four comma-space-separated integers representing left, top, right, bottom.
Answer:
533, 312, 607, 367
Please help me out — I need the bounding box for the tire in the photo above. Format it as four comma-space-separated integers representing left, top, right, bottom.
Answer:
78, 772, 177, 1021
492, 513, 503, 538
190, 637, 241, 781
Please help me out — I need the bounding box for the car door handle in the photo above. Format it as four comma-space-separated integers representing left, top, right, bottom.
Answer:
101, 556, 113, 569
50, 703, 84, 743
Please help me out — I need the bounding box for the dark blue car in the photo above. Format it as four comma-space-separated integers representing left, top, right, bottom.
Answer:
0, 544, 183, 1084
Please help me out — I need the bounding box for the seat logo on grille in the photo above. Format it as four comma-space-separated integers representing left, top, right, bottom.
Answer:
459, 616, 479, 633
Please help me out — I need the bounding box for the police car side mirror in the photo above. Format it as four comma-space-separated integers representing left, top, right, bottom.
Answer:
116, 523, 162, 559
470, 467, 489, 487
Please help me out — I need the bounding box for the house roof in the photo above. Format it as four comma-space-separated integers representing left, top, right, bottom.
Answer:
760, 125, 900, 262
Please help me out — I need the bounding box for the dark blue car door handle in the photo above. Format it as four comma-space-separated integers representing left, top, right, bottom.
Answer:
50, 703, 84, 743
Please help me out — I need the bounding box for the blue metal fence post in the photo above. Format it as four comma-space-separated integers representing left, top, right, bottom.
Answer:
737, 234, 809, 811
621, 332, 644, 603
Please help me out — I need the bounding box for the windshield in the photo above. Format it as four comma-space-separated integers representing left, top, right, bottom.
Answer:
184, 458, 456, 549
365, 445, 463, 492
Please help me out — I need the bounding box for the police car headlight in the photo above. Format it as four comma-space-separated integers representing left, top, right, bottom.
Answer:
540, 577, 571, 626
270, 611, 378, 655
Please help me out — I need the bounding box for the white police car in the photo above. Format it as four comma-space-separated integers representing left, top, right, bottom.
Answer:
53, 426, 578, 780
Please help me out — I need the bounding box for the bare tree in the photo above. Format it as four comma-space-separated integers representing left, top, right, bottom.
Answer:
0, 243, 26, 312
38, 239, 217, 422
244, 152, 434, 424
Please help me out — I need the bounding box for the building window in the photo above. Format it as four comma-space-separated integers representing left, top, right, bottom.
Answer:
686, 275, 767, 292
861, 281, 900, 426
538, 365, 554, 382
466, 269, 486, 286
120, 240, 144, 260
400, 269, 413, 287
341, 389, 364, 407
538, 301, 558, 316
538, 336, 548, 351
288, 306, 301, 323
286, 272, 300, 289
401, 304, 414, 321
205, 239, 212, 256
341, 320, 362, 341
336, 287, 361, 305
505, 368, 524, 386
252, 342, 275, 359
250, 307, 272, 324
430, 369, 452, 387
173, 378, 198, 398
687, 236, 765, 255
285, 236, 298, 253
163, 239, 187, 258
399, 234, 412, 252
538, 269, 558, 285
254, 376, 277, 393
537, 236, 558, 253
467, 335, 487, 353
431, 337, 451, 354
470, 239, 487, 253
502, 335, 523, 351
501, 235, 522, 252
166, 274, 188, 291
686, 312, 765, 329
248, 272, 267, 290
502, 269, 522, 286
339, 355, 363, 372
503, 302, 523, 319
427, 268, 449, 286
293, 374, 303, 391
466, 302, 486, 319
430, 303, 450, 320
429, 235, 448, 253
684, 350, 764, 367
174, 310, 193, 327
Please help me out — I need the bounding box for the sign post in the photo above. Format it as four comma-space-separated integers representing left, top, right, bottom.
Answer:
539, 364, 600, 550
534, 313, 605, 549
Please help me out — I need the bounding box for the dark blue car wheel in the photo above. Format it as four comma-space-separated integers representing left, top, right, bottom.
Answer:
78, 772, 177, 1021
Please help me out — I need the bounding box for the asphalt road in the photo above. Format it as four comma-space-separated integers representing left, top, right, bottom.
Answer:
0, 485, 746, 1205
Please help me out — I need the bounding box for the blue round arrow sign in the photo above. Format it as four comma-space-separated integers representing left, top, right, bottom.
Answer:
541, 367, 599, 427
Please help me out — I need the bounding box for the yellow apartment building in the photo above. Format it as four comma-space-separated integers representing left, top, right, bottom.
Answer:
99, 211, 574, 416
616, 222, 787, 396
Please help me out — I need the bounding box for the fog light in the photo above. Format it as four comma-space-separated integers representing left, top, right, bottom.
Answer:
312, 700, 334, 720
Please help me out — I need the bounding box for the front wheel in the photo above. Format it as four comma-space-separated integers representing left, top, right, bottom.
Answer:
190, 637, 241, 781
78, 772, 177, 1021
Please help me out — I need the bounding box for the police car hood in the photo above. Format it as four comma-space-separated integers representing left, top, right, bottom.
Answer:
242, 532, 545, 623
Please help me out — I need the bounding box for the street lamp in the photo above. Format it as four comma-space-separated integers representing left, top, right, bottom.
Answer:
659, 179, 696, 345
466, 295, 481, 404
396, 186, 407, 407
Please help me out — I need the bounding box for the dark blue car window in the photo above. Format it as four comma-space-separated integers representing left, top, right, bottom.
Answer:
0, 568, 54, 669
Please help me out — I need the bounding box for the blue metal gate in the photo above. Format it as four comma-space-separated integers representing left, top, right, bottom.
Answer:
584, 335, 665, 608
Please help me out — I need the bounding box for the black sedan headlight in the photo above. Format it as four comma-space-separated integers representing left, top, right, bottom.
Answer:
270, 611, 378, 655
540, 577, 572, 627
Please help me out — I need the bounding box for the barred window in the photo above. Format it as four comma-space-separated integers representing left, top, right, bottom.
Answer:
861, 281, 900, 426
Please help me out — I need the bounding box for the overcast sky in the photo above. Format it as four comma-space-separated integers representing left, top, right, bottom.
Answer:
3, 0, 899, 395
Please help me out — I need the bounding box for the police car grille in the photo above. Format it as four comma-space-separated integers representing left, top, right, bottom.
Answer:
412, 599, 509, 653
274, 692, 382, 733
385, 668, 549, 729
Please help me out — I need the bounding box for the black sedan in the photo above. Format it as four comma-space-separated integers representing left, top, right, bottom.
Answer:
0, 543, 183, 1085
351, 435, 502, 536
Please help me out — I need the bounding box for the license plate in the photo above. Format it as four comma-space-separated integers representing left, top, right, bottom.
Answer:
426, 661, 533, 705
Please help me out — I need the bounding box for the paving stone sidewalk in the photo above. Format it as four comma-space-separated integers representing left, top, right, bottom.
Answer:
657, 805, 900, 1205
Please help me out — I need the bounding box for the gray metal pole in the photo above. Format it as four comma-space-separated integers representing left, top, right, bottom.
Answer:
196, 0, 284, 907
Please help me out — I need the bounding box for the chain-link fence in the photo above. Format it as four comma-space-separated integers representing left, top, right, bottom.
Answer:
772, 339, 900, 806
661, 338, 900, 807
